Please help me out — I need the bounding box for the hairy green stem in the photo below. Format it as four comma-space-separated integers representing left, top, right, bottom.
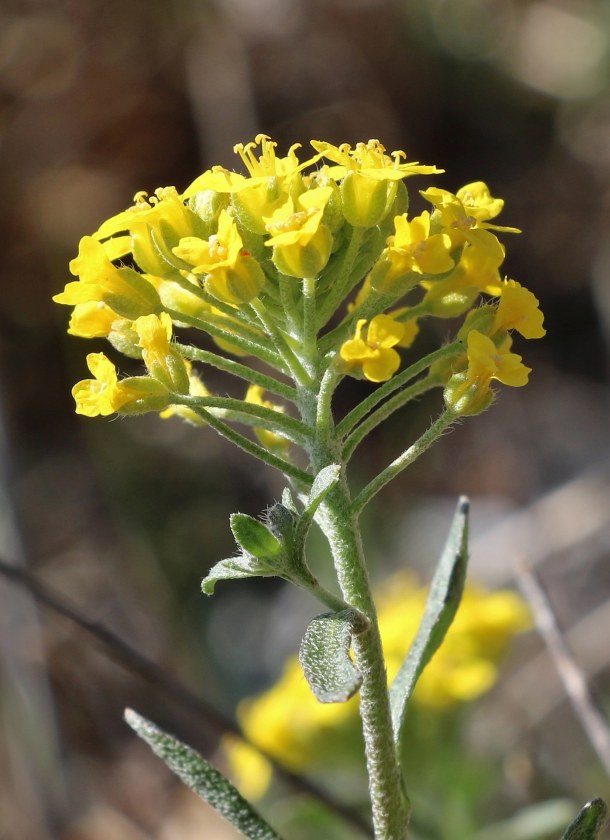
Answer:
165, 308, 287, 371
342, 376, 439, 462
337, 341, 463, 439
183, 403, 313, 488
175, 395, 311, 446
351, 408, 458, 517
176, 343, 297, 402
299, 380, 409, 840
315, 477, 409, 839
249, 299, 312, 387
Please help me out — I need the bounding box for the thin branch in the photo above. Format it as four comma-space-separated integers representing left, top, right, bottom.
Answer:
515, 558, 610, 780
0, 558, 372, 838
351, 409, 458, 517
176, 343, 297, 403
186, 404, 313, 487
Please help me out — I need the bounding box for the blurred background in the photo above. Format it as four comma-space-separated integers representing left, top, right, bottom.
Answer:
0, 0, 609, 837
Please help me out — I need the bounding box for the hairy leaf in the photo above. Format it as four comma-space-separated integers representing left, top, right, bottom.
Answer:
230, 513, 282, 560
299, 609, 365, 703
202, 554, 282, 594
389, 496, 469, 744
560, 799, 609, 840
125, 709, 282, 840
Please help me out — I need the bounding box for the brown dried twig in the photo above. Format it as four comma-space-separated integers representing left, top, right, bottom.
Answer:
515, 557, 610, 780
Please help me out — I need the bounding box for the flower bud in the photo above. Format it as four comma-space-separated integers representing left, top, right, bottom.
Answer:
207, 253, 266, 304
270, 225, 333, 279
341, 171, 397, 228
443, 371, 494, 416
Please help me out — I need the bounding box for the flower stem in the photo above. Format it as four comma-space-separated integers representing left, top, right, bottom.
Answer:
249, 299, 312, 387
315, 474, 410, 839
176, 343, 297, 403
299, 377, 409, 839
351, 408, 458, 517
183, 402, 313, 488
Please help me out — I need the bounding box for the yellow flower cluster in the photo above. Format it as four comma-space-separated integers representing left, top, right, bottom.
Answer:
53, 135, 544, 429
225, 575, 531, 800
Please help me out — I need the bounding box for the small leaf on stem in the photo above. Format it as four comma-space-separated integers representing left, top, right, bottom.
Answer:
230, 513, 282, 560
299, 609, 366, 703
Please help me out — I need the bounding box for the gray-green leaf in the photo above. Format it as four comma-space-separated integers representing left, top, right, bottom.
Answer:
306, 464, 341, 517
560, 799, 609, 840
299, 609, 365, 703
389, 496, 470, 744
230, 513, 282, 560
202, 554, 281, 594
124, 709, 282, 840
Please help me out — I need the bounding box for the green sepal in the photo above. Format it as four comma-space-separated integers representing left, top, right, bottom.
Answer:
149, 222, 193, 272
389, 496, 469, 744
124, 709, 282, 840
560, 799, 609, 840
104, 266, 162, 320
230, 513, 282, 560
299, 609, 366, 703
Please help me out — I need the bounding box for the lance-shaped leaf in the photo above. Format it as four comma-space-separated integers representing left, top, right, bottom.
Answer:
389, 496, 469, 744
124, 709, 282, 840
560, 799, 609, 840
299, 609, 366, 703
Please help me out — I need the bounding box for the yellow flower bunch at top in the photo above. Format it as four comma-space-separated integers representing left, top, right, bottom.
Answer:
53, 135, 545, 444
225, 575, 531, 800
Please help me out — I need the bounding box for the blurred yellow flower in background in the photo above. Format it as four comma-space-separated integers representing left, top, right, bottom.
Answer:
225, 574, 531, 799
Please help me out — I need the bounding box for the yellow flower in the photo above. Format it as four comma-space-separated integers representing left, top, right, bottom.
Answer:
421, 184, 518, 263
466, 330, 531, 388
312, 139, 442, 229
72, 353, 169, 417
173, 210, 265, 304
245, 385, 290, 450
494, 279, 546, 339
173, 209, 243, 274
134, 312, 190, 393
54, 236, 160, 320
67, 301, 118, 338
389, 211, 454, 275
444, 330, 531, 415
340, 315, 404, 382
264, 186, 333, 278
312, 139, 442, 182
456, 181, 505, 223
184, 136, 321, 235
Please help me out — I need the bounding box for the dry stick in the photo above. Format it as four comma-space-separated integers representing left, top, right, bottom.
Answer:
515, 557, 610, 779
0, 558, 372, 838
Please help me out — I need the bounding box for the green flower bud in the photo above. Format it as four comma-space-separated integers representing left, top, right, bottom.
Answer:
443, 371, 494, 416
